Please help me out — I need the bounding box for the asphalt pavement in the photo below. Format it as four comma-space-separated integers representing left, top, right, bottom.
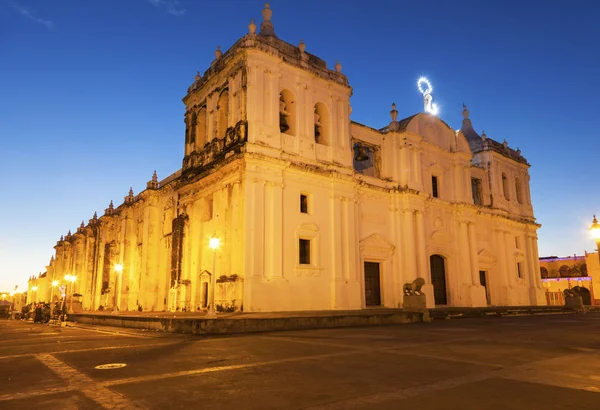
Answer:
1, 313, 600, 409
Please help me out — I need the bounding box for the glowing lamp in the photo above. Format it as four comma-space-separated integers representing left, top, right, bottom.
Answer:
32, 286, 38, 291
209, 236, 220, 251
114, 264, 123, 273
52, 280, 59, 287
590, 215, 600, 240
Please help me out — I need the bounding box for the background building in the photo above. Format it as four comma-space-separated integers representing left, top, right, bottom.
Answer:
28, 4, 545, 313
539, 253, 600, 306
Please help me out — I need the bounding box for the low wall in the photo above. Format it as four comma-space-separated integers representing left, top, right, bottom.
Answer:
69, 311, 424, 335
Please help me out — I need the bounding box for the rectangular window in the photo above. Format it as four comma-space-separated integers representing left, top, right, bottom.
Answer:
515, 236, 521, 249
517, 262, 523, 278
432, 176, 439, 198
299, 239, 311, 264
471, 178, 482, 205
300, 194, 308, 213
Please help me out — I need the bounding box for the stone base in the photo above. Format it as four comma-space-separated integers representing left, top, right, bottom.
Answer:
421, 284, 435, 309
465, 284, 487, 307
403, 294, 431, 322
403, 294, 427, 311
565, 295, 584, 311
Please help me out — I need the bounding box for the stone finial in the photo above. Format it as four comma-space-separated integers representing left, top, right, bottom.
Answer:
66, 230, 72, 239
215, 46, 222, 59
259, 3, 276, 37
80, 220, 85, 228
387, 103, 400, 132
481, 130, 487, 140
125, 187, 134, 204
93, 211, 98, 220
60, 235, 64, 242
194, 71, 201, 82
147, 170, 159, 190
502, 139, 508, 149
335, 61, 342, 72
390, 103, 398, 122
516, 148, 521, 156
105, 200, 114, 215
248, 18, 256, 35
298, 39, 306, 53
462, 104, 469, 120
262, 3, 272, 21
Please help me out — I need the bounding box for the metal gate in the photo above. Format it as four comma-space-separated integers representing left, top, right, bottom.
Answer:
364, 262, 381, 306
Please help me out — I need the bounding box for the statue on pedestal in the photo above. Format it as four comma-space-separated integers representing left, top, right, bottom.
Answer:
314, 108, 322, 143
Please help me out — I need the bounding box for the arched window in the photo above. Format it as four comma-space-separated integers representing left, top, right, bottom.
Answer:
558, 265, 570, 278
515, 177, 522, 204
501, 173, 509, 200
217, 90, 229, 139
279, 90, 296, 136
540, 267, 548, 278
313, 102, 330, 146
196, 107, 207, 147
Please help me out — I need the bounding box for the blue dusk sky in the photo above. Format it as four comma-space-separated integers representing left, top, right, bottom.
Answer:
1, 0, 599, 292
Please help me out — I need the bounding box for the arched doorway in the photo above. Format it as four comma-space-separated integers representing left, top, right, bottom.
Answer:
430, 255, 447, 305
577, 287, 592, 305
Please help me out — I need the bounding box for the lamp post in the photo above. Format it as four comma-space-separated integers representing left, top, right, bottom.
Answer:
64, 274, 77, 314
207, 235, 220, 317
114, 264, 123, 312
590, 215, 600, 264
50, 280, 59, 305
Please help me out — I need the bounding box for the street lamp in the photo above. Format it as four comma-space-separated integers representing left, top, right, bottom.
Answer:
590, 215, 600, 263
207, 235, 220, 317
31, 286, 38, 304
64, 274, 77, 314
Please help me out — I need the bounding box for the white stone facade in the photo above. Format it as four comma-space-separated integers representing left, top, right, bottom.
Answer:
30, 5, 545, 312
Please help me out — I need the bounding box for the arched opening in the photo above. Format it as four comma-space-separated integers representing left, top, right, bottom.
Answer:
313, 102, 331, 146
558, 265, 570, 278
576, 287, 592, 305
279, 89, 296, 136
430, 254, 447, 305
196, 107, 207, 148
515, 177, 523, 204
540, 267, 549, 278
502, 173, 509, 200
217, 90, 229, 139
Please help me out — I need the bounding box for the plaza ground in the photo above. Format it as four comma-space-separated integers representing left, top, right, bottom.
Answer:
1, 313, 600, 409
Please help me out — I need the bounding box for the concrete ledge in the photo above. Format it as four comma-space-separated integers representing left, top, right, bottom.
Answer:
69, 310, 424, 335
429, 305, 574, 320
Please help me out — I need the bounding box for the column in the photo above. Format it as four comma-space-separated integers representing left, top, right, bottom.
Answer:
459, 222, 472, 285
402, 210, 417, 281
415, 211, 429, 282
504, 232, 516, 286
496, 230, 509, 288
467, 222, 479, 285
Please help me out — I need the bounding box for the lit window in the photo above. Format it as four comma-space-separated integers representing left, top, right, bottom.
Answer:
299, 239, 311, 264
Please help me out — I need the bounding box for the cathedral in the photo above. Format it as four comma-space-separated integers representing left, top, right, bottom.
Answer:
28, 4, 546, 313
